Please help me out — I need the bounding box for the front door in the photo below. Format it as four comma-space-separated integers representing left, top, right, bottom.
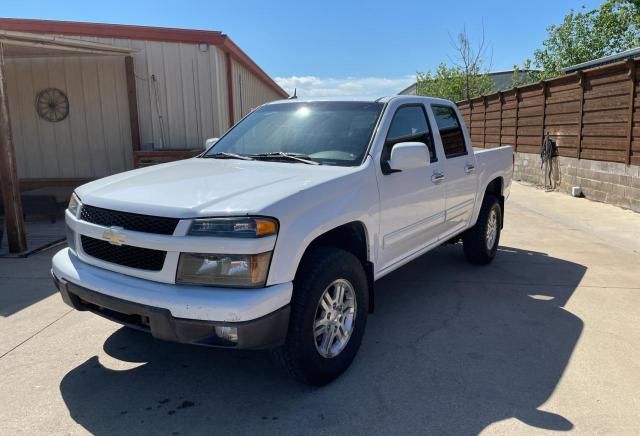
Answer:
376, 104, 446, 272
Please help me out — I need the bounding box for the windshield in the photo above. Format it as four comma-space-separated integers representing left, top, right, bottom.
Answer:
204, 101, 384, 166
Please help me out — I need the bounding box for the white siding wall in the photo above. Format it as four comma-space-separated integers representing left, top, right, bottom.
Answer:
5, 55, 132, 179
232, 59, 285, 121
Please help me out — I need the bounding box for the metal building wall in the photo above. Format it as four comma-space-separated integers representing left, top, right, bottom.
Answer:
5, 55, 132, 179
5, 34, 283, 180
232, 58, 285, 120
80, 36, 231, 150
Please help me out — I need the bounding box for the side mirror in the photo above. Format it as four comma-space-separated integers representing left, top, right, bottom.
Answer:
385, 142, 429, 174
204, 137, 219, 149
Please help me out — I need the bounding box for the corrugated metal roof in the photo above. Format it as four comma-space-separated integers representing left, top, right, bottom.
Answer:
398, 82, 417, 95
562, 47, 640, 73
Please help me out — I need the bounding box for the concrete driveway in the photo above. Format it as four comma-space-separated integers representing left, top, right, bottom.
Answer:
1, 182, 639, 435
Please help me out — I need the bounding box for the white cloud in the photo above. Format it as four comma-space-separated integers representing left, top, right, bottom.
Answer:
275, 75, 416, 100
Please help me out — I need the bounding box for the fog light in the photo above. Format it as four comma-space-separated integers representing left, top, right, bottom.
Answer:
215, 326, 238, 343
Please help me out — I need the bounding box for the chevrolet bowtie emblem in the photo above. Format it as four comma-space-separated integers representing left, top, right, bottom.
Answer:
102, 227, 126, 246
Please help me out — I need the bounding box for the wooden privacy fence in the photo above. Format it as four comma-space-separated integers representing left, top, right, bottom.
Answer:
457, 58, 640, 166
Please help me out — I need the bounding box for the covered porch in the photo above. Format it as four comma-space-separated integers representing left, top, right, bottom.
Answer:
0, 30, 136, 254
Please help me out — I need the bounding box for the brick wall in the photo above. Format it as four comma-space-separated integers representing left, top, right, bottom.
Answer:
514, 152, 640, 212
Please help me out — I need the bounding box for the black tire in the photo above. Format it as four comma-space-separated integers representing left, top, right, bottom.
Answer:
463, 195, 502, 265
273, 247, 369, 385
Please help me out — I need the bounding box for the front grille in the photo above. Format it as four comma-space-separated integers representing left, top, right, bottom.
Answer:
81, 236, 166, 271
80, 205, 179, 235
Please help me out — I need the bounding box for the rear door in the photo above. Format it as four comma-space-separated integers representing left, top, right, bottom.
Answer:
376, 104, 446, 271
429, 104, 477, 236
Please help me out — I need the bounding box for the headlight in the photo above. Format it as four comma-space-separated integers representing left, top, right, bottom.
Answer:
68, 193, 82, 217
188, 217, 278, 238
176, 252, 272, 287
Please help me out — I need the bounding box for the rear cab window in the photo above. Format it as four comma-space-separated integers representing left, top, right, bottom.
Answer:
431, 105, 468, 159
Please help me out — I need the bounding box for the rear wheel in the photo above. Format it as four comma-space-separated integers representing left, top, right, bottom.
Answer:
463, 195, 502, 265
273, 247, 368, 385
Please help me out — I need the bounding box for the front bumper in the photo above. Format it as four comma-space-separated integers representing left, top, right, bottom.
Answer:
51, 248, 292, 349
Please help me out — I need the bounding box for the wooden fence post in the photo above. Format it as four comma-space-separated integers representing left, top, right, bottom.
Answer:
225, 51, 235, 128
124, 56, 141, 153
0, 42, 27, 253
467, 98, 471, 131
514, 88, 520, 153
626, 59, 636, 165
541, 81, 547, 145
576, 71, 585, 159
498, 91, 503, 146
482, 96, 487, 148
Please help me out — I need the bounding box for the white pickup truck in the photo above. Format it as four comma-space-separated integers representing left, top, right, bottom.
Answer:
52, 96, 512, 385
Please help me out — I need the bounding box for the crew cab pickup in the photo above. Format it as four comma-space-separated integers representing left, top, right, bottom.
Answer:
52, 96, 513, 385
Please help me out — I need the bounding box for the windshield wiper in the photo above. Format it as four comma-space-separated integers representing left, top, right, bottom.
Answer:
250, 152, 320, 165
203, 152, 254, 161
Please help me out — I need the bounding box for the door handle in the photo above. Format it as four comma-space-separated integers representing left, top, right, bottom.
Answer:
431, 172, 445, 183
464, 163, 475, 174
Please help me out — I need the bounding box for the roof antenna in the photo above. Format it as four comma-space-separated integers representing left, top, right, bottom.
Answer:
288, 88, 297, 99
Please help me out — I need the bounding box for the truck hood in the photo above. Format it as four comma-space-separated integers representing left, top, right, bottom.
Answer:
76, 158, 358, 218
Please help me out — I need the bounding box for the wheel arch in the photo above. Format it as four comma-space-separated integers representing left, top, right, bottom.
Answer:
474, 176, 505, 229
294, 221, 375, 313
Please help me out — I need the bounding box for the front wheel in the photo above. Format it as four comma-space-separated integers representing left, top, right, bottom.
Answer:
463, 195, 502, 265
273, 247, 368, 385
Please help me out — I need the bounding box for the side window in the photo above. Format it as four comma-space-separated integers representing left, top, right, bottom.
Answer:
383, 105, 437, 163
432, 105, 467, 159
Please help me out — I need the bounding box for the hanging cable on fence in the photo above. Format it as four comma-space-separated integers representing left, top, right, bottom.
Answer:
540, 132, 557, 191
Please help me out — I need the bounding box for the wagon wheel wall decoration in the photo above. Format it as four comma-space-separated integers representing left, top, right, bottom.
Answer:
36, 88, 69, 122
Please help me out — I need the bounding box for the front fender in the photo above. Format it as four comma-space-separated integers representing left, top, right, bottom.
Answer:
264, 162, 379, 286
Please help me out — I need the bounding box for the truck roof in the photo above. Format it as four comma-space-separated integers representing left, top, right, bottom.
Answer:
265, 95, 457, 106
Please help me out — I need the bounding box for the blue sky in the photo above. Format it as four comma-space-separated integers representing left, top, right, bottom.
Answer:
4, 0, 602, 99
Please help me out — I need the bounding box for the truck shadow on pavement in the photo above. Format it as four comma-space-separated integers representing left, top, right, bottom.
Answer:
59, 244, 586, 435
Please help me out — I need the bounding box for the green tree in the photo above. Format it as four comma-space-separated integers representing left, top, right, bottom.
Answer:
515, 0, 640, 84
416, 64, 493, 102
510, 60, 538, 87
416, 28, 494, 101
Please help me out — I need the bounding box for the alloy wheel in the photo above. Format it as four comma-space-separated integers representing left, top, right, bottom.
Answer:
313, 279, 357, 358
